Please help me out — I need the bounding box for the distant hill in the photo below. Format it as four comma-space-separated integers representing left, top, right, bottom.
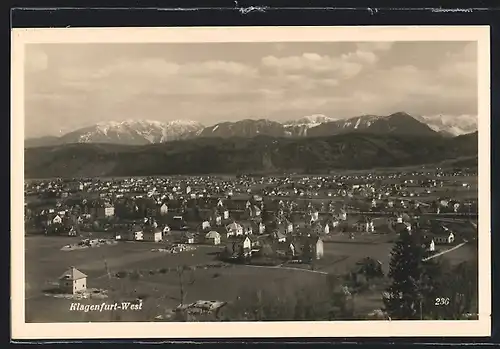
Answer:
24, 131, 478, 178
24, 136, 62, 148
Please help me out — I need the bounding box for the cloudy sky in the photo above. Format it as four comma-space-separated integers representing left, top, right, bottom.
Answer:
24, 41, 477, 138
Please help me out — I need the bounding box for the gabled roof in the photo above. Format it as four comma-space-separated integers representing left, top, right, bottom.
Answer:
205, 231, 221, 238
226, 222, 242, 231
59, 267, 87, 281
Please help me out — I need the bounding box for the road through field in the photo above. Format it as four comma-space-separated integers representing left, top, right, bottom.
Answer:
242, 264, 328, 275
422, 241, 468, 261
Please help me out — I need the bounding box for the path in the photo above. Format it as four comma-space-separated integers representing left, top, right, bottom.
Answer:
422, 241, 468, 261
241, 264, 328, 275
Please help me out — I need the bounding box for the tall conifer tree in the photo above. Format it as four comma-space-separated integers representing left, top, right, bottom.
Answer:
384, 230, 427, 319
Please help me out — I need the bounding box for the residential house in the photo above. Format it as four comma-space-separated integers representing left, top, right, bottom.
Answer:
273, 229, 287, 243
337, 208, 347, 221
324, 223, 330, 235
184, 232, 196, 244
355, 218, 374, 233
428, 239, 436, 252
162, 225, 171, 234
201, 220, 211, 231
289, 236, 324, 260
241, 222, 254, 235
258, 221, 266, 235
53, 215, 62, 224
310, 210, 319, 224
253, 206, 262, 217
67, 225, 78, 237
118, 224, 143, 241
59, 267, 87, 294
205, 231, 221, 245
224, 236, 252, 258
226, 221, 244, 237
143, 226, 163, 242
95, 201, 115, 219
160, 203, 169, 215
394, 222, 412, 234
171, 216, 188, 230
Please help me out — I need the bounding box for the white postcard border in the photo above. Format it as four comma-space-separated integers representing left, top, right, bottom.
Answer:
11, 25, 491, 339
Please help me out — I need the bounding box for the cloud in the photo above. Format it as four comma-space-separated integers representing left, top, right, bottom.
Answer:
341, 50, 378, 65
94, 59, 258, 80
24, 42, 478, 137
261, 52, 371, 79
439, 43, 477, 81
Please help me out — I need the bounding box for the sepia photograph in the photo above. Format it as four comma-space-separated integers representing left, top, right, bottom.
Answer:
11, 26, 491, 339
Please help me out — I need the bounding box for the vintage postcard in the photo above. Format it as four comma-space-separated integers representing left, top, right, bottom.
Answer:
11, 26, 491, 339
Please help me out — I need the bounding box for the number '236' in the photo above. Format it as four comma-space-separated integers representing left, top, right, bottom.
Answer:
435, 297, 450, 306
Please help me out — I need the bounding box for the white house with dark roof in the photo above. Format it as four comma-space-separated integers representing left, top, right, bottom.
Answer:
59, 267, 87, 294
226, 221, 244, 237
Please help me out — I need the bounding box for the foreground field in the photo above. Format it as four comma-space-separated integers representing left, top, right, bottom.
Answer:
24, 235, 475, 322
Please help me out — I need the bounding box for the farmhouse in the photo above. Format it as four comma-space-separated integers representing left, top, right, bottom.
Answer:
59, 267, 87, 294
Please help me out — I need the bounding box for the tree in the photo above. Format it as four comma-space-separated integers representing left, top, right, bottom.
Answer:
357, 257, 384, 281
383, 230, 428, 320
421, 243, 478, 320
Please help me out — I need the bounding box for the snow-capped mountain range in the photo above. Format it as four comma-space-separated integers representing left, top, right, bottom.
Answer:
413, 114, 478, 137
44, 119, 204, 146
25, 113, 478, 148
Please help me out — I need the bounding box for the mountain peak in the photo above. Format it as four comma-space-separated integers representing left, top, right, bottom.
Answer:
387, 111, 413, 118
285, 114, 335, 126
